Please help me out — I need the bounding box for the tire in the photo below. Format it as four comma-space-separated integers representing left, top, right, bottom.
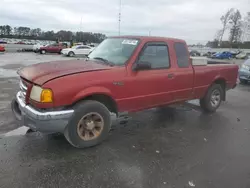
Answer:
40, 50, 46, 54
68, 51, 74, 57
200, 84, 223, 113
64, 100, 111, 148
240, 79, 248, 84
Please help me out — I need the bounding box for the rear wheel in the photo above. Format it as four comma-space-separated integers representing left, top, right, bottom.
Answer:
200, 84, 223, 113
64, 100, 111, 148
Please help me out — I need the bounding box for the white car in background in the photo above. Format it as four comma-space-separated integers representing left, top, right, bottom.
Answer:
236, 52, 250, 60
61, 45, 94, 57
33, 43, 47, 52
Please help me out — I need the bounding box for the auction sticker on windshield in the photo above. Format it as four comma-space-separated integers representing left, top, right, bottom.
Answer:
122, 40, 138, 45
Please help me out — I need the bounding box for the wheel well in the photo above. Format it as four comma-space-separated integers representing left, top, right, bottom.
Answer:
213, 79, 226, 100
73, 94, 118, 115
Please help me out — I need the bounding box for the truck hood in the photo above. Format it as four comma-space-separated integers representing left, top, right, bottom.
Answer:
18, 59, 112, 85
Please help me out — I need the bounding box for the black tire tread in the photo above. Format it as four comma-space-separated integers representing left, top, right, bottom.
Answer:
200, 84, 223, 113
64, 100, 111, 148
40, 49, 46, 54
68, 51, 75, 57
240, 79, 248, 84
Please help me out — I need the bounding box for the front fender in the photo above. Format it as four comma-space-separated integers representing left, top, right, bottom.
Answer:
71, 86, 114, 104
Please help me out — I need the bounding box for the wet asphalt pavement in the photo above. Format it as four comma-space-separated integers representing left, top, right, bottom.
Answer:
0, 53, 250, 188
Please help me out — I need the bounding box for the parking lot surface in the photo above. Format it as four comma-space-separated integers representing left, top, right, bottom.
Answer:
0, 53, 250, 188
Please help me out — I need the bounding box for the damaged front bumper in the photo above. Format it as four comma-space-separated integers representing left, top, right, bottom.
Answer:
11, 91, 74, 133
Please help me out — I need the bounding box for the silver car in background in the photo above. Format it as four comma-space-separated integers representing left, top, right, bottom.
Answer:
239, 59, 250, 84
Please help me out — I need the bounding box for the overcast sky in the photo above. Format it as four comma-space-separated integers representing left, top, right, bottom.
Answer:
1, 0, 249, 43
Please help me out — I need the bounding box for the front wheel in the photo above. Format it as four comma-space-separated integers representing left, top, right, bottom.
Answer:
68, 51, 74, 57
64, 100, 111, 148
40, 50, 46, 54
200, 84, 223, 113
240, 79, 248, 84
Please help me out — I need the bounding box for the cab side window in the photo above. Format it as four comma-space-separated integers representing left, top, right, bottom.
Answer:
138, 44, 170, 69
174, 42, 189, 68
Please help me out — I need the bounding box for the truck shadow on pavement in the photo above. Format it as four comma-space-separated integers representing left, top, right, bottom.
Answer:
0, 105, 235, 188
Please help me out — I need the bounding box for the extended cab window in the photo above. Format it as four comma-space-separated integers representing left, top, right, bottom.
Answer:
174, 43, 189, 68
138, 44, 170, 69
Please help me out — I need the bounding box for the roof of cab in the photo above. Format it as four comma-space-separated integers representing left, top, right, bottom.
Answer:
110, 35, 186, 43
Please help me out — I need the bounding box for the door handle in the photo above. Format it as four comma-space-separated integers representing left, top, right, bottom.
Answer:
168, 74, 175, 79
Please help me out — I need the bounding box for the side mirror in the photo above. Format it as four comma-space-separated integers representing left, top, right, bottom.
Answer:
133, 61, 151, 71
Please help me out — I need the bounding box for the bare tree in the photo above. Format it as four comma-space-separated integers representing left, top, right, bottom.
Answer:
229, 9, 242, 43
219, 8, 234, 43
214, 30, 223, 41
241, 12, 250, 42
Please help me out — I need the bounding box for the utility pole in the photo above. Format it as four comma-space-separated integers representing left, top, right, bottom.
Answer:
118, 0, 121, 35
80, 17, 83, 42
80, 17, 83, 31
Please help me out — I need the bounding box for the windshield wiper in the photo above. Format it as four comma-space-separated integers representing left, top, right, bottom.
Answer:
92, 57, 114, 66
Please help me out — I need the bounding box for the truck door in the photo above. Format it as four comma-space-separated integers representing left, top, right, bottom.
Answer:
124, 42, 176, 111
50, 44, 59, 53
172, 42, 194, 101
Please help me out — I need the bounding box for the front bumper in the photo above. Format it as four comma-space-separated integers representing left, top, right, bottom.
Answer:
11, 91, 74, 133
61, 51, 69, 55
239, 69, 250, 81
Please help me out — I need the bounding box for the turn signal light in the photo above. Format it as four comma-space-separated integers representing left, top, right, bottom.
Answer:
41, 89, 53, 103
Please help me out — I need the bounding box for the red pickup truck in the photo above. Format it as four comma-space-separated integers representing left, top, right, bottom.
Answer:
12, 36, 238, 148
39, 43, 67, 54
0, 45, 5, 52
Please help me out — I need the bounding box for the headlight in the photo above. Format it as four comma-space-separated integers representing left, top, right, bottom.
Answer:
242, 64, 250, 71
30, 85, 53, 103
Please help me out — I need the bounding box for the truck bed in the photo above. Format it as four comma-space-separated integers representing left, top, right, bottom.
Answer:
192, 63, 238, 99
191, 57, 234, 66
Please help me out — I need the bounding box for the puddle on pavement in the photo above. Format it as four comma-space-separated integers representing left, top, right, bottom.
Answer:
0, 68, 18, 78
3, 126, 29, 137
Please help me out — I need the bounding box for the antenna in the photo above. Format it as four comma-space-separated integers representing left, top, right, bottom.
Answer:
118, 0, 121, 35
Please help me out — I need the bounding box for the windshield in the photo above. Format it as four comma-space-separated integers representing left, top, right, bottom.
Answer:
88, 38, 139, 65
